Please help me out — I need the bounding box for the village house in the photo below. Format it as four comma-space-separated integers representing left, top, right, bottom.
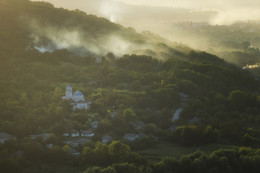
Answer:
172, 108, 183, 122
123, 133, 139, 141
0, 132, 17, 144
138, 133, 148, 139
63, 132, 70, 137
102, 135, 112, 144
68, 148, 81, 156
123, 133, 149, 141
189, 117, 200, 124
30, 133, 52, 141
64, 129, 95, 138
111, 111, 117, 118
70, 130, 80, 138
169, 125, 178, 132
131, 121, 145, 130
81, 129, 94, 137
91, 121, 99, 129
179, 93, 190, 103
64, 138, 89, 147
63, 86, 91, 110
46, 144, 54, 149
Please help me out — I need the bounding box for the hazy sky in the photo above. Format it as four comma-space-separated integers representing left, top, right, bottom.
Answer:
114, 0, 260, 24
114, 0, 260, 9
33, 0, 260, 10
31, 0, 260, 24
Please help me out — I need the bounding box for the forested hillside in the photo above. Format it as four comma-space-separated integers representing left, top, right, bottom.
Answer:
1, 0, 260, 172
167, 21, 260, 70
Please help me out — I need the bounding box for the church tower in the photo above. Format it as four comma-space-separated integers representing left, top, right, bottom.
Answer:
65, 86, 73, 99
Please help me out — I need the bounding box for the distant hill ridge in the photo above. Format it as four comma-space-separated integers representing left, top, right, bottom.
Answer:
0, 0, 196, 60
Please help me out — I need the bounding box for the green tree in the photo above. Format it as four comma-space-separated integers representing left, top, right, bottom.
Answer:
19, 92, 29, 106
228, 90, 252, 111
54, 87, 63, 99
124, 108, 136, 121
112, 162, 138, 173
101, 167, 117, 173
108, 141, 130, 155
84, 167, 101, 173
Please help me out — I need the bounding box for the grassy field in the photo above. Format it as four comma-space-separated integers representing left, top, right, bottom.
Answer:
24, 164, 87, 173
136, 141, 239, 162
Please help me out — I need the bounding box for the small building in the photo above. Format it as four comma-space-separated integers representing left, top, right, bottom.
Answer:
169, 125, 178, 132
91, 121, 99, 129
71, 130, 80, 138
179, 93, 190, 103
63, 130, 80, 138
68, 148, 81, 156
138, 133, 148, 138
131, 121, 145, 130
123, 133, 139, 141
102, 135, 112, 144
0, 132, 17, 144
111, 111, 117, 118
30, 133, 52, 141
81, 129, 94, 137
64, 138, 89, 147
172, 108, 183, 122
189, 117, 200, 124
63, 133, 70, 137
73, 101, 90, 111
46, 144, 54, 149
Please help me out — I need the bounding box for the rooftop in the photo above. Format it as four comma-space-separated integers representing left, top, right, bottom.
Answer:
0, 132, 15, 139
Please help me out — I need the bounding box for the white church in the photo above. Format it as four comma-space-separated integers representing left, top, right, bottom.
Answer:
63, 86, 91, 110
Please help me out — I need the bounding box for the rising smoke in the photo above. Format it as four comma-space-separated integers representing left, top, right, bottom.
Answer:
29, 20, 140, 57
28, 18, 174, 60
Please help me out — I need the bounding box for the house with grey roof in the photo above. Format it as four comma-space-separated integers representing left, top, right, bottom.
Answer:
179, 93, 190, 103
111, 111, 117, 118
123, 133, 139, 141
81, 129, 94, 137
30, 133, 52, 141
0, 132, 17, 144
189, 117, 200, 124
46, 144, 54, 149
63, 132, 70, 137
64, 138, 89, 147
70, 130, 80, 138
172, 108, 183, 122
102, 135, 112, 144
68, 148, 81, 156
91, 121, 99, 129
169, 125, 178, 132
131, 121, 145, 130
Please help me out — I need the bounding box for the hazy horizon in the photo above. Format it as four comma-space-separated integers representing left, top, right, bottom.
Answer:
31, 0, 260, 25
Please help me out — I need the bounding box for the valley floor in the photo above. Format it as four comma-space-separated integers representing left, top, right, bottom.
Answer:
136, 141, 239, 162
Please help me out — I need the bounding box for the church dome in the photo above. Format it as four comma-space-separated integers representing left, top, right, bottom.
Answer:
73, 91, 84, 96
72, 91, 85, 102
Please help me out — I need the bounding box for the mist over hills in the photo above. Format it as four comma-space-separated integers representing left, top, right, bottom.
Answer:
26, 0, 260, 69
2, 0, 260, 68
1, 0, 196, 60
